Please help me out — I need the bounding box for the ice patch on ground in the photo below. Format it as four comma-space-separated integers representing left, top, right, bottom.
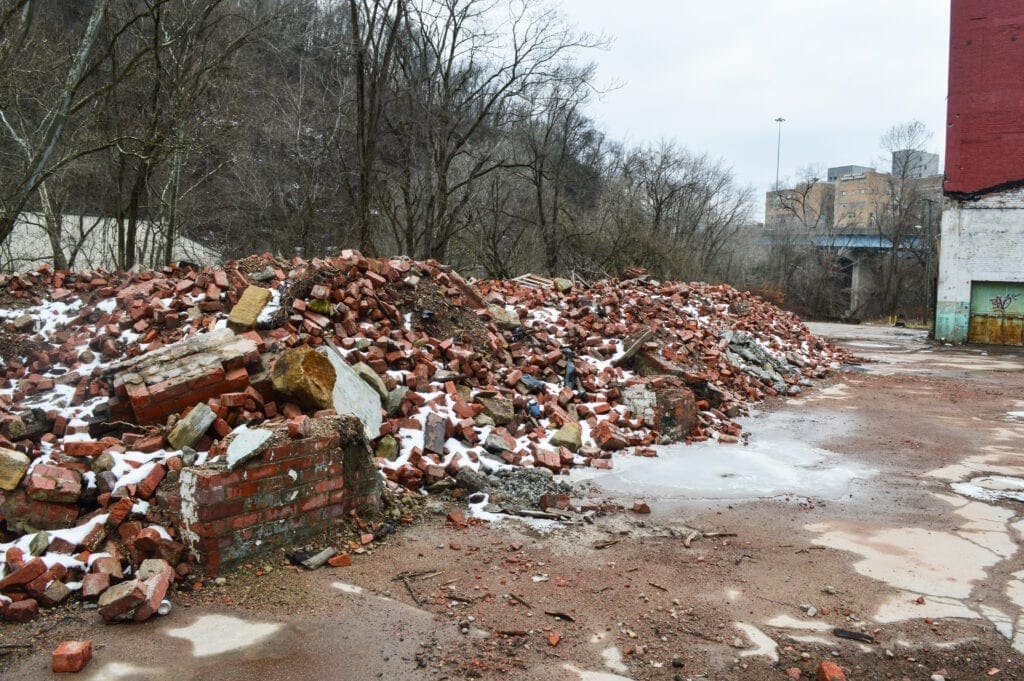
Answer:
165, 614, 281, 657
601, 645, 629, 673
563, 664, 632, 681
576, 410, 872, 501
952, 475, 1024, 503
332, 581, 365, 595
85, 661, 163, 679
466, 493, 561, 533
734, 622, 778, 662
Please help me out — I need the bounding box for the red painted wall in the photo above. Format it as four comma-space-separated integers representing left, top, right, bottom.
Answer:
944, 1, 1024, 196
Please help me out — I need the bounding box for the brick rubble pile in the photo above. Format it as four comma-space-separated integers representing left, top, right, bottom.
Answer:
0, 251, 849, 623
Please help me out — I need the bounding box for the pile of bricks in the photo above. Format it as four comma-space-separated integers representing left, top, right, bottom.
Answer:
0, 250, 849, 622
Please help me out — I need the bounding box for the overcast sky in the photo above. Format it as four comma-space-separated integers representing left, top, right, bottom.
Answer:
558, 0, 950, 220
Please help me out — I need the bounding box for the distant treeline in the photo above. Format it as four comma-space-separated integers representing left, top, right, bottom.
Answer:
0, 0, 752, 282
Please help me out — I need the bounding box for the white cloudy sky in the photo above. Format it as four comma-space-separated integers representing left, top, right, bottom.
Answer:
558, 0, 950, 219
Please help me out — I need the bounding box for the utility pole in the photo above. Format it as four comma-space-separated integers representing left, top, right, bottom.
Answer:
774, 116, 786, 190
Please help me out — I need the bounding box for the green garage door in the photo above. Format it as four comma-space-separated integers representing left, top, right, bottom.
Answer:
969, 281, 1024, 345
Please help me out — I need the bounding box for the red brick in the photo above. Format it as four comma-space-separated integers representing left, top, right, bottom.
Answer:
81, 573, 110, 599
105, 497, 134, 528
133, 573, 171, 622
136, 465, 166, 500
63, 440, 105, 457
97, 579, 146, 621
133, 528, 163, 556
0, 557, 46, 590
816, 661, 846, 681
133, 433, 165, 452
52, 640, 92, 673
4, 598, 38, 622
228, 512, 261, 530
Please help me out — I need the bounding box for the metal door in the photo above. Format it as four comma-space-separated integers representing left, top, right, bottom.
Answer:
968, 281, 1024, 345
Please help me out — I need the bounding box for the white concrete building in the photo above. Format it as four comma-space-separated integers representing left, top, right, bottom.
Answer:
0, 212, 221, 273
935, 188, 1024, 343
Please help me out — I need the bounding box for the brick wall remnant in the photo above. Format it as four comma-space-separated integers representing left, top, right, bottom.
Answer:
160, 415, 381, 573
622, 379, 698, 442
107, 328, 259, 425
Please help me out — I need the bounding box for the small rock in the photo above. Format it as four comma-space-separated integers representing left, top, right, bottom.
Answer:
816, 660, 846, 681
167, 403, 216, 450
0, 447, 30, 491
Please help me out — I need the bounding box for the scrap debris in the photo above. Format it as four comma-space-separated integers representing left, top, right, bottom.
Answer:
0, 251, 847, 623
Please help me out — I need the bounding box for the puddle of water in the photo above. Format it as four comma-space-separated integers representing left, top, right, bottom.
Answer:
165, 614, 281, 658
576, 411, 872, 501
86, 661, 163, 680
734, 622, 778, 662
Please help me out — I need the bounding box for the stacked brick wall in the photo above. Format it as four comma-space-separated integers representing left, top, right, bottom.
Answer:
107, 328, 262, 425
622, 380, 698, 442
157, 415, 381, 573
945, 1, 1024, 195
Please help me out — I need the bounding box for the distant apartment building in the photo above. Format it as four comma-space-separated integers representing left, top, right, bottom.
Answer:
765, 152, 941, 233
827, 165, 873, 182
935, 0, 1024, 344
892, 149, 940, 179
764, 179, 835, 231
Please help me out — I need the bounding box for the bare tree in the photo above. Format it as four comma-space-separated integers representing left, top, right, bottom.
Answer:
380, 0, 599, 261
0, 0, 110, 255
873, 119, 937, 317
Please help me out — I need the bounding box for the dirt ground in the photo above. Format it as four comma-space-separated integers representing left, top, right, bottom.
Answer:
4, 323, 1024, 680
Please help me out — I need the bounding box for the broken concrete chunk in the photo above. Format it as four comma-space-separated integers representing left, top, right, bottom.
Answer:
97, 579, 146, 621
12, 314, 34, 332
272, 347, 336, 411
316, 346, 382, 440
227, 285, 273, 332
137, 558, 174, 583
476, 396, 513, 426
0, 415, 27, 441
456, 467, 491, 493
41, 580, 71, 608
374, 434, 398, 461
351, 361, 388, 399
385, 386, 409, 415
423, 413, 446, 454
552, 277, 573, 293
486, 303, 521, 330
133, 571, 171, 621
225, 426, 274, 470
167, 403, 216, 451
548, 422, 581, 452
28, 531, 50, 556
484, 428, 516, 453
0, 447, 30, 491
90, 451, 116, 475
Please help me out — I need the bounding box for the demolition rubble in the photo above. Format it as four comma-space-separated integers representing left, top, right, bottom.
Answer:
0, 251, 848, 627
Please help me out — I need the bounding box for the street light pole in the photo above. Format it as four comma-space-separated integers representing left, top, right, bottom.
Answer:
774, 116, 786, 191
